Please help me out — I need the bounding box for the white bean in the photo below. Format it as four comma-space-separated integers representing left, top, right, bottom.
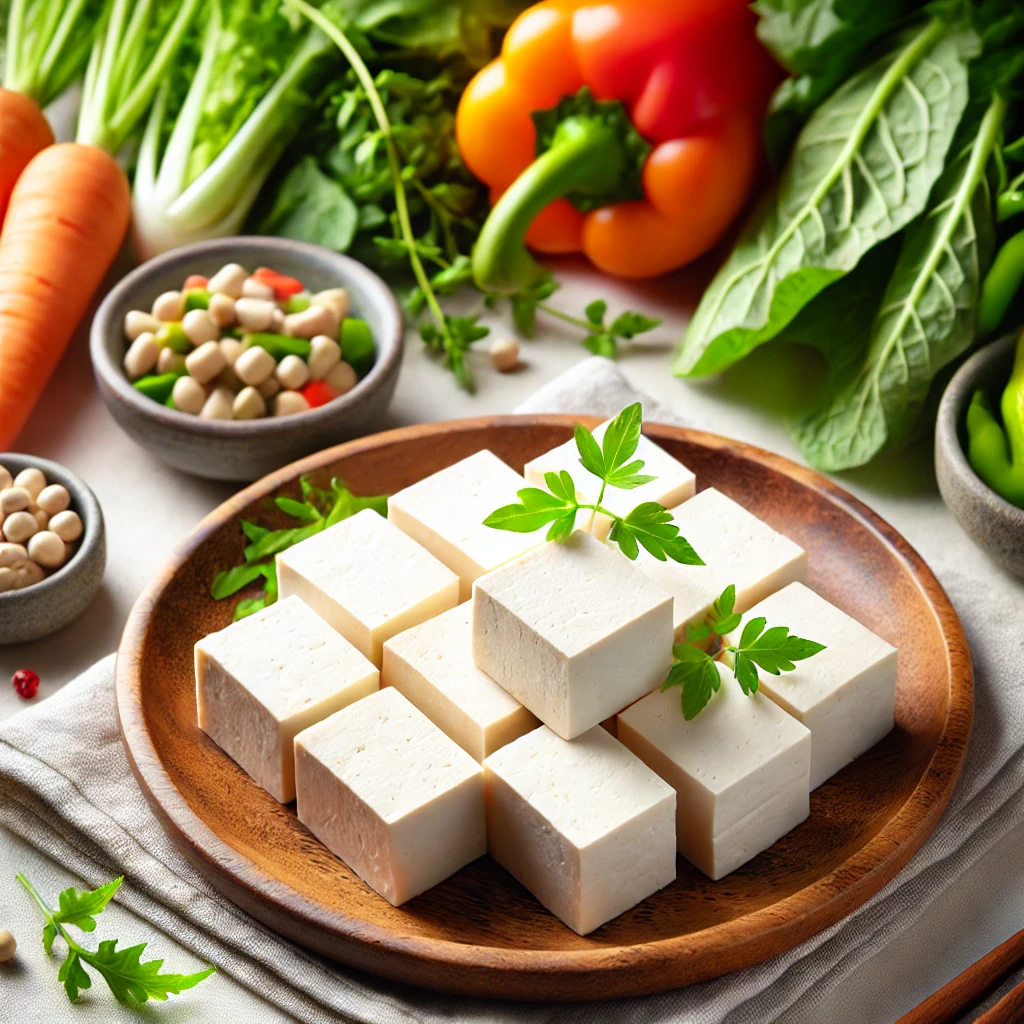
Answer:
219, 337, 244, 365
36, 485, 69, 516
3, 511, 38, 544
489, 337, 520, 372
207, 263, 248, 298
271, 307, 286, 332
125, 310, 161, 340
152, 290, 185, 321
232, 386, 266, 420
11, 559, 44, 588
0, 567, 17, 593
28, 531, 66, 569
325, 361, 357, 396
0, 928, 17, 962
308, 336, 341, 381
0, 466, 13, 490
171, 376, 207, 415
284, 303, 338, 340
312, 288, 350, 323
32, 508, 49, 531
13, 468, 45, 500
242, 277, 275, 299
124, 332, 160, 379
235, 298, 276, 332
199, 387, 235, 420
157, 348, 186, 374
258, 377, 281, 400
185, 341, 227, 384
0, 543, 27, 568
235, 346, 276, 386
182, 309, 219, 347
208, 292, 237, 327
276, 354, 309, 391
0, 487, 31, 514
49, 510, 82, 543
273, 390, 310, 417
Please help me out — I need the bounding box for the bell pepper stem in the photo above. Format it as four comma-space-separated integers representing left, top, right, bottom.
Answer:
472, 116, 628, 295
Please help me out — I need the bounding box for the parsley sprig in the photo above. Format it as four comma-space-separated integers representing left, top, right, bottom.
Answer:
484, 403, 702, 565
16, 874, 214, 1006
211, 475, 387, 621
662, 585, 826, 719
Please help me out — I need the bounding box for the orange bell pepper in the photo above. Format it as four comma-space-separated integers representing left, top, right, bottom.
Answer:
456, 0, 778, 290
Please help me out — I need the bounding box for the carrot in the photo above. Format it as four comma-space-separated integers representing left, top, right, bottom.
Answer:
0, 88, 54, 225
0, 143, 130, 449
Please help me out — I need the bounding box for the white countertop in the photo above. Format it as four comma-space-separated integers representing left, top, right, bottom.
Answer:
1, 256, 1021, 1023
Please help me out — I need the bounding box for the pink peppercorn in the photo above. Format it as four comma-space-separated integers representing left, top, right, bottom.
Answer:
12, 669, 39, 699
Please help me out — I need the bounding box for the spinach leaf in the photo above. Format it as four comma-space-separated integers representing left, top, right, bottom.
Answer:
674, 17, 974, 380
260, 156, 360, 252
793, 95, 1005, 470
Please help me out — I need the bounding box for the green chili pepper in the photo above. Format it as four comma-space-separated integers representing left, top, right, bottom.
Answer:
184, 289, 211, 312
284, 294, 311, 314
247, 333, 312, 360
133, 370, 186, 404
156, 321, 192, 353
979, 229, 1024, 336
340, 318, 375, 375
966, 330, 1024, 509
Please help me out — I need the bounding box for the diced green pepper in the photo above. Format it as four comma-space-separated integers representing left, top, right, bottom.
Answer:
133, 370, 186, 404
341, 318, 375, 375
247, 333, 312, 360
184, 288, 211, 312
284, 294, 311, 314
165, 396, 177, 410
157, 322, 191, 353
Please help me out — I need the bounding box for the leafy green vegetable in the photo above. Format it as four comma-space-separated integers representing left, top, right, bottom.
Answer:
794, 93, 1005, 469
674, 16, 974, 379
17, 874, 214, 1006
484, 403, 703, 566
211, 475, 388, 620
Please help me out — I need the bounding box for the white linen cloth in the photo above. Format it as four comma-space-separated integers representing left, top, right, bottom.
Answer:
2, 357, 1023, 1023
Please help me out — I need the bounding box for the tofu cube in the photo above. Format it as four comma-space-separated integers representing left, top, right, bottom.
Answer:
634, 488, 807, 639
195, 596, 379, 803
388, 450, 543, 601
277, 508, 460, 666
484, 724, 676, 935
722, 582, 898, 789
524, 423, 695, 540
617, 663, 810, 880
383, 604, 539, 761
295, 687, 486, 906
473, 531, 674, 740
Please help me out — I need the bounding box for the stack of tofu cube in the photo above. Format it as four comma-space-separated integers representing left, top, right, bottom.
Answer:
195, 427, 898, 935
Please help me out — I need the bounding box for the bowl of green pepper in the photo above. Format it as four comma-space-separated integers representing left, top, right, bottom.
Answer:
936, 329, 1024, 580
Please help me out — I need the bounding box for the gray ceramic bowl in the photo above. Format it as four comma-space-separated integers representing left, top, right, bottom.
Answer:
935, 333, 1024, 579
0, 454, 106, 645
91, 237, 403, 481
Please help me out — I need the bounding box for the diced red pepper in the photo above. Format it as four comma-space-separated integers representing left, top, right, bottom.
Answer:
253, 267, 305, 300
301, 380, 338, 409
184, 274, 209, 290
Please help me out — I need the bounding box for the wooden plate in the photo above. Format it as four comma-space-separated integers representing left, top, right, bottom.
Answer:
116, 417, 973, 1001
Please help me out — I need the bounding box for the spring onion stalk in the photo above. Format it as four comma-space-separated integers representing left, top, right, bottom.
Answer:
76, 0, 202, 153
3, 0, 106, 105
131, 1, 332, 259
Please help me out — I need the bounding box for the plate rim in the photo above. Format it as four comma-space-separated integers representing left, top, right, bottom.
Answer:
115, 415, 974, 998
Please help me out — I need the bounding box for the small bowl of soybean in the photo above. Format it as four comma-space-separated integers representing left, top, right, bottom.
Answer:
0, 454, 106, 645
91, 236, 404, 482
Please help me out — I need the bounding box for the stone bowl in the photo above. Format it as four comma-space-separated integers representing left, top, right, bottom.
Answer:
91, 236, 404, 482
935, 332, 1024, 580
0, 454, 106, 645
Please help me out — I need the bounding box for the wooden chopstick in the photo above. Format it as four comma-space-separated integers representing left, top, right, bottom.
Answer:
896, 925, 1024, 1024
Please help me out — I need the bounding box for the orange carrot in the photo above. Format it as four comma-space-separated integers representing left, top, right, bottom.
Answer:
0, 88, 54, 225
0, 143, 130, 449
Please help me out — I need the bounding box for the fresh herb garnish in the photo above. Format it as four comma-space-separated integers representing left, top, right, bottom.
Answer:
211, 475, 387, 620
16, 874, 214, 1006
484, 403, 702, 565
662, 585, 825, 719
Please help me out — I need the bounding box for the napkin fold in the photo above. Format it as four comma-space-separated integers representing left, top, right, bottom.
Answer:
3, 356, 1024, 1024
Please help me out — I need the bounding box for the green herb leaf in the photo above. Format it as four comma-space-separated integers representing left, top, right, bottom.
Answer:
609, 311, 661, 339
611, 503, 704, 565
544, 470, 577, 504
707, 585, 742, 635
78, 939, 215, 1006
583, 332, 617, 358
483, 488, 577, 534
274, 497, 322, 523
661, 646, 721, 720
240, 520, 269, 544
574, 424, 606, 479
730, 619, 827, 676
233, 597, 268, 621
733, 652, 761, 695
600, 402, 643, 477
604, 459, 656, 490
58, 949, 92, 1002
53, 878, 123, 933
211, 563, 274, 600
585, 299, 607, 325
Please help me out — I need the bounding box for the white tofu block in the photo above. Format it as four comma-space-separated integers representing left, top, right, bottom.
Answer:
195, 596, 379, 803
388, 450, 543, 601
473, 531, 674, 740
722, 582, 898, 789
524, 422, 696, 539
294, 687, 485, 906
617, 663, 810, 880
382, 603, 539, 761
484, 724, 676, 935
634, 488, 807, 639
277, 508, 460, 666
